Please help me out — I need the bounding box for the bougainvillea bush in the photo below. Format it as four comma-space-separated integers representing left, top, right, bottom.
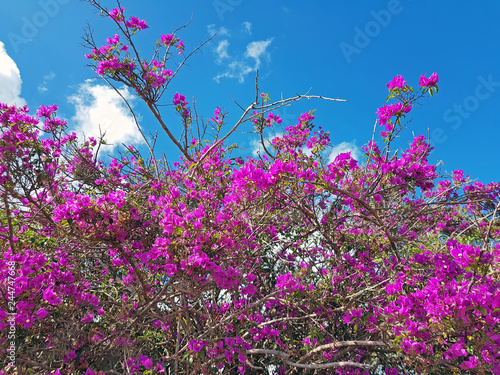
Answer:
1, 1, 499, 374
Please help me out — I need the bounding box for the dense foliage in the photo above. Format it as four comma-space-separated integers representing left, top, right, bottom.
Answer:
1, 2, 499, 374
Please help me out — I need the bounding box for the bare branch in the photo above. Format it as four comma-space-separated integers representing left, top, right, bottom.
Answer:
247, 349, 376, 370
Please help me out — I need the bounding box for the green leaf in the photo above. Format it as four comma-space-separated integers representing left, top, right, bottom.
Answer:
478, 306, 487, 316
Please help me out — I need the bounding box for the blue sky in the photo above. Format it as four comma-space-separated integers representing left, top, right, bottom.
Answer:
0, 0, 499, 183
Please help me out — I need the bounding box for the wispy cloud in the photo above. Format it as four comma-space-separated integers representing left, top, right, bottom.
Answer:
214, 61, 253, 83
328, 141, 361, 162
0, 41, 26, 106
242, 21, 252, 35
38, 71, 56, 94
68, 80, 143, 152
215, 40, 230, 62
214, 38, 273, 83
207, 24, 230, 37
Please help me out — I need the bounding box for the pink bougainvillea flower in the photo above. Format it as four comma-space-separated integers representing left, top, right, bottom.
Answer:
376, 102, 411, 129
36, 104, 57, 118
109, 7, 125, 23
419, 72, 439, 87
173, 92, 187, 106
161, 34, 174, 46
460, 356, 479, 370
36, 308, 50, 320
106, 34, 120, 46
386, 75, 407, 90
81, 313, 95, 323
176, 40, 185, 54
126, 16, 148, 30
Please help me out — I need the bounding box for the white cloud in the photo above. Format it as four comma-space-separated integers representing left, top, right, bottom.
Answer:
0, 41, 26, 106
214, 39, 273, 83
242, 21, 252, 35
38, 71, 56, 94
215, 40, 230, 62
214, 60, 254, 83
207, 24, 230, 37
328, 141, 361, 162
245, 39, 273, 66
68, 80, 143, 152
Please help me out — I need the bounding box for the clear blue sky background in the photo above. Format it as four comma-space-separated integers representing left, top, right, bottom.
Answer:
0, 0, 499, 183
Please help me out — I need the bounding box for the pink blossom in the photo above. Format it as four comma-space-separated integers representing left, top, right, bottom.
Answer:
81, 314, 95, 323
109, 7, 125, 23
419, 72, 439, 87
460, 356, 479, 370
36, 308, 50, 320
106, 34, 120, 45
386, 75, 407, 90
126, 16, 148, 30
161, 34, 174, 46
36, 104, 57, 118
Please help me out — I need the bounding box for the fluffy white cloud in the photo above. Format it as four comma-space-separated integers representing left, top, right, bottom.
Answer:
328, 141, 361, 162
242, 21, 252, 35
245, 39, 272, 66
0, 41, 26, 106
68, 80, 143, 152
214, 38, 273, 83
215, 40, 230, 62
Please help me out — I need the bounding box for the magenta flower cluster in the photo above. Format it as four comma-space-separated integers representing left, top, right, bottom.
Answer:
1, 6, 498, 374
173, 92, 190, 119
377, 102, 412, 130
2, 79, 500, 373
419, 72, 439, 87
376, 74, 439, 136
84, 6, 184, 96
386, 74, 407, 90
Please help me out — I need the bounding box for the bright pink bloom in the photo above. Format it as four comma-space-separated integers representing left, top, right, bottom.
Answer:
106, 34, 120, 45
419, 72, 439, 87
176, 40, 185, 55
36, 104, 57, 118
81, 313, 94, 323
161, 34, 174, 46
386, 75, 407, 90
139, 355, 153, 369
109, 7, 125, 23
126, 16, 148, 30
36, 308, 50, 320
460, 356, 479, 370
377, 102, 412, 131
173, 93, 187, 106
